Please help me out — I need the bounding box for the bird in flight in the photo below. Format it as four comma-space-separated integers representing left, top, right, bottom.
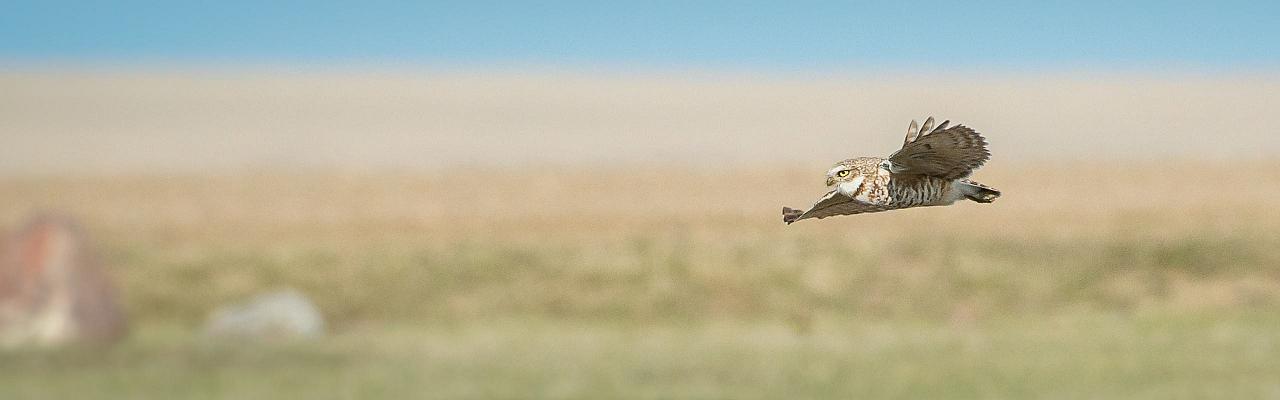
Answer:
783, 117, 1000, 224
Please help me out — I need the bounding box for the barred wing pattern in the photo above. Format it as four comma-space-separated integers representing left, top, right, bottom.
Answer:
887, 117, 990, 181
782, 190, 893, 224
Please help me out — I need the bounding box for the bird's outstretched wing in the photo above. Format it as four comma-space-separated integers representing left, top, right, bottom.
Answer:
783, 190, 893, 224
887, 117, 990, 181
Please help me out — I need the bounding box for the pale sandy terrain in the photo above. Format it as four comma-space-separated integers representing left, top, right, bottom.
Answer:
2, 70, 1278, 175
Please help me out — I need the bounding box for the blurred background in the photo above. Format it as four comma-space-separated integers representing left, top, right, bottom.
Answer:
2, 1, 1280, 398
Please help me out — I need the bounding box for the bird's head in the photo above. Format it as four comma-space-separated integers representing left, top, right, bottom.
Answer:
826, 158, 880, 196
826, 159, 863, 187
825, 165, 851, 187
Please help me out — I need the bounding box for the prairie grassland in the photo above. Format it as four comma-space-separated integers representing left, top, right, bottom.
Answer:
1, 160, 1279, 398
2, 160, 1278, 323
4, 314, 1280, 399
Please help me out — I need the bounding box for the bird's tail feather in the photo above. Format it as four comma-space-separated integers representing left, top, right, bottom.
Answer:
782, 207, 804, 224
958, 179, 1000, 203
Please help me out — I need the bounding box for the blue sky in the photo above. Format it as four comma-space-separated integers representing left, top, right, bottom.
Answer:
2, 1, 1278, 70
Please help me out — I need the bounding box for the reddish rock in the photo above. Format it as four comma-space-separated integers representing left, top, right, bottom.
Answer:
0, 215, 127, 347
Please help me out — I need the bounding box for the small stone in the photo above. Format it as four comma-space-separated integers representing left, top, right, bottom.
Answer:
202, 289, 325, 341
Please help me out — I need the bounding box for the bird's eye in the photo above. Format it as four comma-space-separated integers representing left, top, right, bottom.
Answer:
837, 170, 850, 177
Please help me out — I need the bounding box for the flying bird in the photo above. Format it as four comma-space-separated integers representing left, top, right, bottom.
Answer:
783, 117, 1000, 224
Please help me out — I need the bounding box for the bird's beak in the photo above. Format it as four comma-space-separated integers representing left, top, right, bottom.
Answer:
826, 177, 836, 187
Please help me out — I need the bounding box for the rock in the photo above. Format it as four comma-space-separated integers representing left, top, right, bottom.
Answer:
203, 289, 325, 341
0, 214, 128, 348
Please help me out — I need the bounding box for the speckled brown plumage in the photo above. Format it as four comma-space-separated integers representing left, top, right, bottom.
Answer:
889, 118, 990, 181
783, 117, 1000, 224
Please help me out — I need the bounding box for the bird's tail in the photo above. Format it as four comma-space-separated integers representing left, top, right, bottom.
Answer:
782, 207, 804, 224
957, 179, 1000, 203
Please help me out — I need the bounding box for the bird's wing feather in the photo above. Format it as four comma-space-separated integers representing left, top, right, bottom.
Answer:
783, 190, 892, 224
887, 118, 990, 180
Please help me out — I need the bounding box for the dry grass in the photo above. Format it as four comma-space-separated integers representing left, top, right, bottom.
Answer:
1, 160, 1278, 325
5, 70, 1280, 397
2, 160, 1280, 398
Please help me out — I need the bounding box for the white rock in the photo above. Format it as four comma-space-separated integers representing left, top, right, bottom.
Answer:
203, 289, 324, 341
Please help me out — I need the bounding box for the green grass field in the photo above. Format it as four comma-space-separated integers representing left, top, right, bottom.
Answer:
2, 162, 1279, 398
5, 313, 1280, 399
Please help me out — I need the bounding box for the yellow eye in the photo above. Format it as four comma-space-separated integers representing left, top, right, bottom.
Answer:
837, 170, 850, 177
